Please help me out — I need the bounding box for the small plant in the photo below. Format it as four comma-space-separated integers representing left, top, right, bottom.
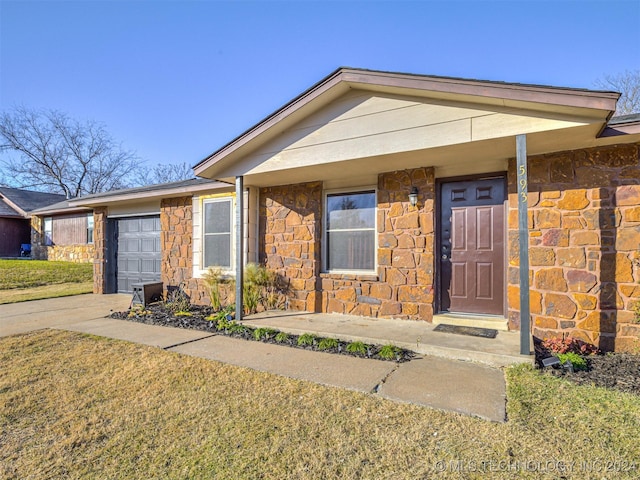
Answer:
378, 344, 402, 361
556, 352, 588, 371
274, 332, 290, 343
542, 336, 599, 356
297, 333, 317, 347
164, 285, 191, 314
318, 337, 339, 351
346, 341, 368, 356
227, 322, 249, 335
253, 327, 277, 341
203, 267, 233, 311
174, 311, 193, 317
127, 305, 151, 317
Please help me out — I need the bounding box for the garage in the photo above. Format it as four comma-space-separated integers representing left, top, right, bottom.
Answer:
115, 216, 161, 293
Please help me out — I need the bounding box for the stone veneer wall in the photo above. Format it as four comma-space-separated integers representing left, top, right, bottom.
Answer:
259, 169, 436, 320
160, 196, 210, 305
92, 207, 108, 294
321, 168, 435, 319
507, 143, 640, 352
259, 181, 322, 311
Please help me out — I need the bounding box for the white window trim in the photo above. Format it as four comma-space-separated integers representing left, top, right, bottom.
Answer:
43, 216, 53, 246
203, 196, 235, 274
87, 213, 94, 244
193, 194, 236, 278
323, 186, 378, 275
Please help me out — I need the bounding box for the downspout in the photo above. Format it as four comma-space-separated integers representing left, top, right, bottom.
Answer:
235, 176, 244, 321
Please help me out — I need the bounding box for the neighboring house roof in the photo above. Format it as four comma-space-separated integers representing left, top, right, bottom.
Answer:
68, 178, 232, 207
600, 113, 640, 137
0, 187, 66, 218
193, 67, 622, 182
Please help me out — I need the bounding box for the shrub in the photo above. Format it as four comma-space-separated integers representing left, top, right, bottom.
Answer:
346, 341, 368, 356
556, 352, 588, 371
318, 337, 339, 351
542, 336, 599, 356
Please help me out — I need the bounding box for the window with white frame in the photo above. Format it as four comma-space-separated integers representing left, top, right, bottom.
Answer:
87, 214, 94, 244
325, 189, 376, 272
203, 198, 233, 269
43, 217, 53, 246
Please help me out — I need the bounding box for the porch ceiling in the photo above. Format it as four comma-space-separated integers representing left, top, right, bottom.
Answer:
195, 68, 621, 187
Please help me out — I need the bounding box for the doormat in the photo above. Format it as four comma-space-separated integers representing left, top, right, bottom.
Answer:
434, 323, 498, 339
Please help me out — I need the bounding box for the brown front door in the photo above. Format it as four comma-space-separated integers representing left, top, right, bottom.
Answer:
439, 176, 505, 315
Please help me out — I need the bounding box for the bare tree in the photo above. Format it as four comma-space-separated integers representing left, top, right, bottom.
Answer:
136, 161, 194, 185
0, 107, 139, 198
595, 70, 640, 116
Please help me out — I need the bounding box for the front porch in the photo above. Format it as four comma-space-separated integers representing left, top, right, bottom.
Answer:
242, 310, 532, 367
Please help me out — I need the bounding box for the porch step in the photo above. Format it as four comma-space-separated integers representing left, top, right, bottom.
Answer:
432, 313, 509, 332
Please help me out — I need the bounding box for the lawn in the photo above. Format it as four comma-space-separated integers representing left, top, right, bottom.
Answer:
1, 330, 639, 479
0, 259, 93, 303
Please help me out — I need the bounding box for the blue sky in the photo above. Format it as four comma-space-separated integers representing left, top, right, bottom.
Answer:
1, 0, 639, 169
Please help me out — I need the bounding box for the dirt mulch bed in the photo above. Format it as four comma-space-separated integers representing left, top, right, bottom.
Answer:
534, 338, 640, 395
110, 303, 414, 362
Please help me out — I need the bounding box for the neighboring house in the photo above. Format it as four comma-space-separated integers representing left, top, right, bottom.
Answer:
0, 187, 65, 257
71, 68, 640, 353
30, 200, 95, 263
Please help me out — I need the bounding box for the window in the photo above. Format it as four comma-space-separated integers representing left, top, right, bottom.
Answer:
203, 198, 233, 269
325, 190, 376, 271
43, 217, 53, 246
87, 214, 94, 244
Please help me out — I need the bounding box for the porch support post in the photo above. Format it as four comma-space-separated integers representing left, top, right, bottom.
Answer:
235, 175, 244, 321
516, 134, 531, 355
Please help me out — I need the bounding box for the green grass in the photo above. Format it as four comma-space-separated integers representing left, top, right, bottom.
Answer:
0, 282, 93, 304
0, 259, 93, 290
2, 330, 639, 479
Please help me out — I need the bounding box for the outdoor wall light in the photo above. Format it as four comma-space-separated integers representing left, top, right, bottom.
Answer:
408, 186, 419, 207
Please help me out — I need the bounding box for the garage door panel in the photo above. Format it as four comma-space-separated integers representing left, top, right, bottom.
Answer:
141, 238, 156, 252
116, 215, 161, 293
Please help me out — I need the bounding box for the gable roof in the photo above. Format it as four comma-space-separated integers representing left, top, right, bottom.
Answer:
194, 67, 621, 182
0, 187, 66, 218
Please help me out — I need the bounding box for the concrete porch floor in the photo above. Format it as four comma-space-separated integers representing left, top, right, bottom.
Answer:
242, 311, 533, 368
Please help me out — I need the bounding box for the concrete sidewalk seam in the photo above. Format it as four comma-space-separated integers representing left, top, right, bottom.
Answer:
163, 334, 218, 350
371, 363, 401, 394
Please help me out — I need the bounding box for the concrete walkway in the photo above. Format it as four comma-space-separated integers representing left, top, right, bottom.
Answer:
1, 294, 511, 422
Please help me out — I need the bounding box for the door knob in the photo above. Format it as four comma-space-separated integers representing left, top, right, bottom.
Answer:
442, 254, 448, 260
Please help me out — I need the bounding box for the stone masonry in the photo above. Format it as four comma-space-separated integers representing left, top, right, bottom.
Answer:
260, 169, 436, 320
507, 142, 640, 352
161, 196, 205, 304
259, 182, 323, 312
92, 207, 108, 294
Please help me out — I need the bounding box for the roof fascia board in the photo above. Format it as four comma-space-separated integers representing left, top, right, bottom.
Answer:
194, 68, 620, 177
339, 69, 620, 111
31, 207, 92, 216
194, 69, 347, 174
68, 181, 233, 207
